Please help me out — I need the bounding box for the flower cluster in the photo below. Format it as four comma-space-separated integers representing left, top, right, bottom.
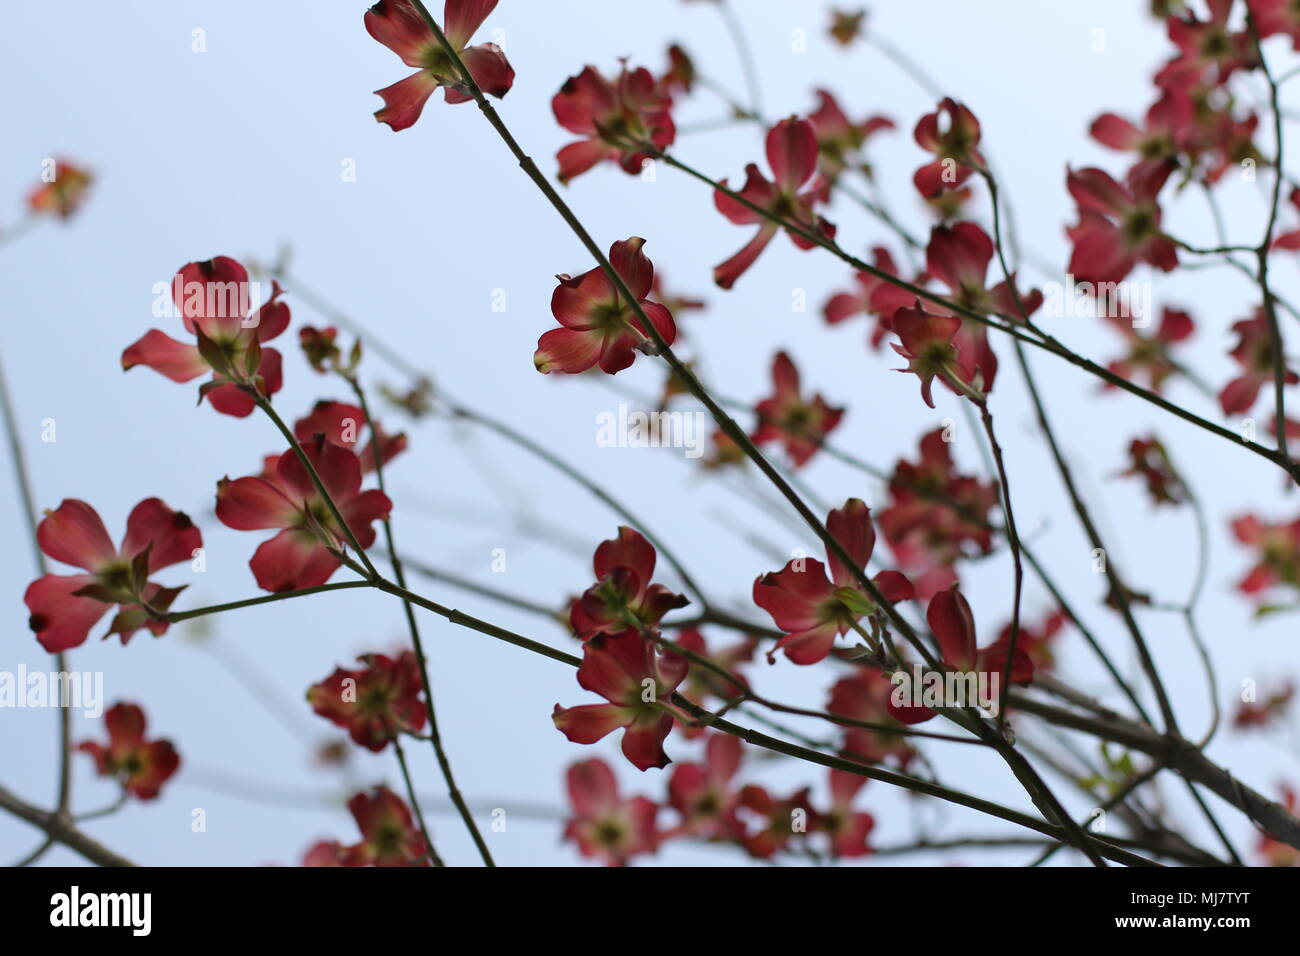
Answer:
304, 785, 429, 867
560, 740, 876, 865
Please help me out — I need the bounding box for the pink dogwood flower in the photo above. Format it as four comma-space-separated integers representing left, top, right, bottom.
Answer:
78, 702, 180, 801
365, 0, 514, 130
215, 438, 391, 592
25, 498, 200, 652
552, 64, 676, 183
535, 238, 677, 375
753, 498, 913, 665
563, 758, 659, 865
553, 630, 690, 770
713, 117, 835, 288
122, 256, 289, 418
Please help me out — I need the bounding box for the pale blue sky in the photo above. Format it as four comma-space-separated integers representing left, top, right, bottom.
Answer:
2, 1, 1298, 866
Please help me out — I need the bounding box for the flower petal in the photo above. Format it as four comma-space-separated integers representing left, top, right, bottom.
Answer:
25, 573, 108, 652
364, 0, 435, 66
765, 117, 818, 192
121, 330, 208, 382
37, 499, 116, 572
374, 71, 440, 131
122, 498, 202, 572
249, 529, 341, 592
553, 702, 630, 744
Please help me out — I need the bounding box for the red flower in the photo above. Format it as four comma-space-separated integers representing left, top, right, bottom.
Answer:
122, 257, 289, 418
893, 585, 1034, 725
341, 786, 429, 866
552, 64, 676, 183
1233, 680, 1295, 730
534, 237, 677, 375
1156, 1, 1254, 91
807, 89, 893, 181
365, 0, 513, 131
658, 43, 696, 98
712, 117, 835, 289
878, 427, 997, 597
1103, 306, 1194, 393
666, 733, 745, 840
932, 584, 1034, 681
569, 527, 688, 639
563, 758, 659, 865
736, 784, 816, 859
1065, 164, 1178, 285
215, 438, 392, 593
294, 399, 407, 474
890, 302, 982, 407
299, 325, 360, 376
1231, 513, 1300, 598
25, 498, 200, 652
822, 246, 916, 348
997, 608, 1067, 673
78, 702, 180, 800
1219, 307, 1299, 415
1251, 0, 1300, 51
649, 272, 705, 324
1255, 784, 1300, 867
821, 770, 874, 858
1090, 91, 1193, 173
925, 221, 1043, 391
674, 628, 754, 737
913, 98, 985, 198
301, 840, 347, 867
27, 160, 93, 220
752, 351, 844, 467
702, 427, 747, 470
307, 651, 426, 751
827, 671, 916, 766
1119, 435, 1187, 506
753, 498, 913, 665
553, 630, 689, 771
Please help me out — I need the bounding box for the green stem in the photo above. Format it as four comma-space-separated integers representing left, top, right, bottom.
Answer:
349, 376, 495, 867
167, 580, 370, 622
249, 391, 381, 578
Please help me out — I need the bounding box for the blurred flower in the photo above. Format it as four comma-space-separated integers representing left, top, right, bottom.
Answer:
552, 64, 675, 183
294, 399, 407, 474
27, 159, 93, 220
307, 651, 426, 751
79, 702, 180, 800
563, 758, 659, 865
1065, 164, 1178, 285
1118, 435, 1187, 506
751, 350, 843, 467
1219, 307, 1298, 415
913, 98, 985, 198
713, 117, 835, 288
